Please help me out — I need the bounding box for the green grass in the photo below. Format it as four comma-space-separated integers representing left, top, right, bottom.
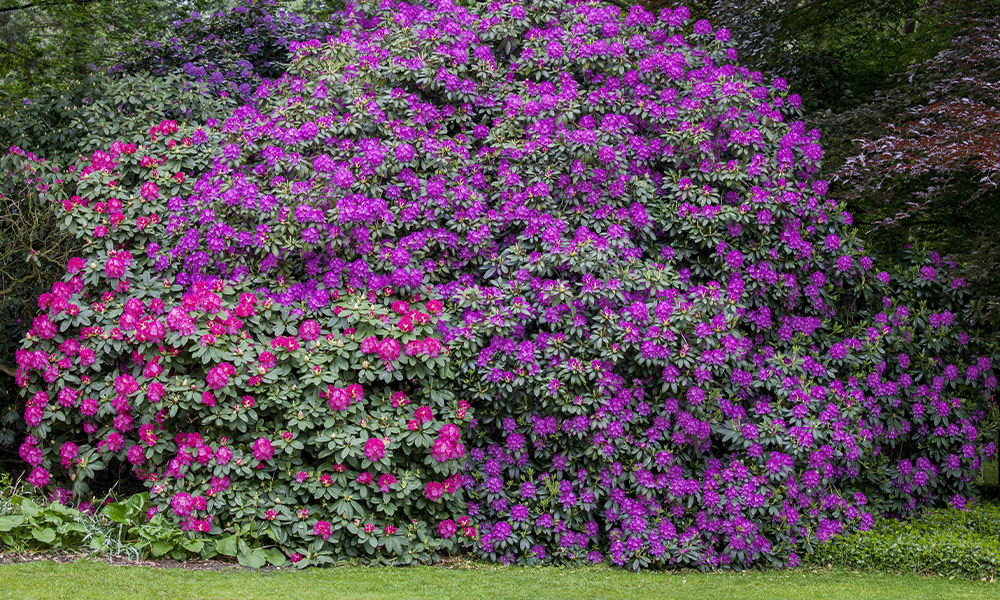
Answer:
0, 560, 998, 600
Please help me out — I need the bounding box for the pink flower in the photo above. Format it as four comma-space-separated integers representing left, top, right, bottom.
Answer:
147, 382, 165, 402
415, 406, 434, 423
423, 338, 443, 356
364, 438, 386, 461
139, 423, 158, 446
105, 432, 124, 452
27, 467, 50, 488
313, 520, 333, 539
127, 445, 145, 465
19, 438, 43, 466
383, 524, 397, 535
205, 362, 235, 390
326, 386, 351, 411
377, 473, 396, 492
360, 335, 380, 353
32, 315, 57, 339
209, 476, 231, 493
114, 374, 139, 396
258, 351, 277, 370
377, 338, 401, 362
299, 319, 321, 341
24, 404, 44, 428
67, 257, 86, 273
252, 437, 274, 462
264, 509, 277, 520
424, 481, 445, 502
437, 519, 457, 538
171, 493, 194, 516
432, 437, 465, 462
78, 347, 96, 366
104, 250, 132, 279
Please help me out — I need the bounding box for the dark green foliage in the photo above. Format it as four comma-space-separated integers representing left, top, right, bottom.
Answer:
0, 153, 77, 448
2, 73, 235, 167
640, 0, 960, 112
0, 0, 190, 102
811, 502, 1000, 579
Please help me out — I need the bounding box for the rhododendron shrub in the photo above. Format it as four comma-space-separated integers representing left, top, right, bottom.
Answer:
1, 0, 339, 451
11, 121, 472, 565
12, 0, 997, 569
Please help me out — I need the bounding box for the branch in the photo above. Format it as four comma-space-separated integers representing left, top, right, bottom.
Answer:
0, 363, 16, 379
0, 0, 106, 17
0, 4, 37, 15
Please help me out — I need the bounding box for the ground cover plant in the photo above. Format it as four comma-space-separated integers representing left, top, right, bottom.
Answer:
810, 500, 1000, 579
5, 0, 998, 572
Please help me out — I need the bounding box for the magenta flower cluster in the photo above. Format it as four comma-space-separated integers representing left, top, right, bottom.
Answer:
9, 0, 996, 569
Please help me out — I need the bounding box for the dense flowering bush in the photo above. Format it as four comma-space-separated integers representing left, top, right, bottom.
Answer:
1, 0, 336, 453
10, 0, 997, 569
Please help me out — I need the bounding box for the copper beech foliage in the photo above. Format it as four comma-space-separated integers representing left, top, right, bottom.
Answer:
820, 5, 1000, 306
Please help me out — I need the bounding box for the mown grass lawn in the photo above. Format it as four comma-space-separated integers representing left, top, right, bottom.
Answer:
0, 560, 997, 600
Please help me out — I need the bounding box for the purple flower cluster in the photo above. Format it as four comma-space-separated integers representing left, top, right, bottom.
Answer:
9, 0, 996, 570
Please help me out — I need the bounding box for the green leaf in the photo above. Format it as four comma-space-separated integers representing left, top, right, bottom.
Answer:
0, 515, 25, 531
237, 547, 267, 569
215, 535, 238, 557
17, 498, 41, 517
151, 540, 174, 556
32, 527, 56, 544
103, 502, 129, 523
263, 547, 287, 566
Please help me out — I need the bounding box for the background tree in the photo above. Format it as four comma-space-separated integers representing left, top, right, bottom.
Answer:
0, 0, 197, 101
813, 3, 1000, 313
635, 0, 961, 112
